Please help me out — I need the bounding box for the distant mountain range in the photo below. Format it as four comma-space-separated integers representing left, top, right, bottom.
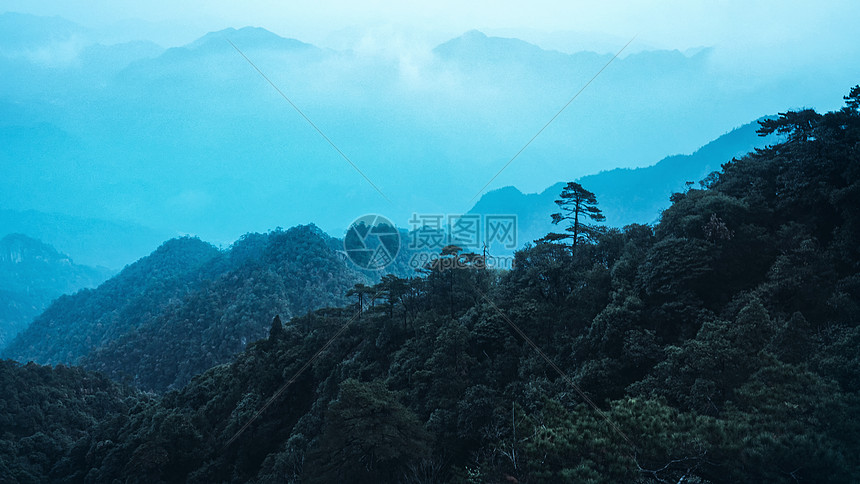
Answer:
0, 234, 112, 349
0, 119, 775, 270
3, 12, 841, 246
469, 118, 778, 247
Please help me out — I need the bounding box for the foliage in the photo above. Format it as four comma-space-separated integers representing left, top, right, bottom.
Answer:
0, 360, 141, 482
3, 226, 373, 392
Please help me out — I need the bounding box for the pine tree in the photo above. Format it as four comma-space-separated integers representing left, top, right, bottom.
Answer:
539, 182, 606, 248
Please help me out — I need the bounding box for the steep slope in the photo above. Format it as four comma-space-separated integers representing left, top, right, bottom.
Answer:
81, 225, 370, 391
469, 118, 777, 245
2, 236, 221, 365
0, 234, 112, 350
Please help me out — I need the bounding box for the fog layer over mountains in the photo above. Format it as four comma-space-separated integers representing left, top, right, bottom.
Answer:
2, 12, 856, 250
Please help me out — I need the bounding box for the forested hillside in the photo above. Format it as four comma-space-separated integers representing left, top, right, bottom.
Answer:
0, 360, 141, 482
0, 234, 112, 350
3, 225, 372, 391
3, 236, 221, 367
2, 87, 859, 482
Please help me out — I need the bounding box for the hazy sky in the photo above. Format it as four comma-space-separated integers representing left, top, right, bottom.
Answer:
5, 0, 859, 58
5, 1, 858, 103
3, 0, 860, 249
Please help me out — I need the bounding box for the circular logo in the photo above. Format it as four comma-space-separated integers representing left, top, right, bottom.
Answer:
343, 214, 400, 270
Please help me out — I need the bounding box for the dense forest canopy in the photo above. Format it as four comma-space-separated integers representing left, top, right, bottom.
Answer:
1, 86, 859, 482
1, 226, 374, 392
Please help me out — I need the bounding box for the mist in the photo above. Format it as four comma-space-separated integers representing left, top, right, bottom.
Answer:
1, 2, 859, 262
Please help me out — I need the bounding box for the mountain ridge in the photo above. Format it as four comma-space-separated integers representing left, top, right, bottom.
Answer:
188, 26, 317, 52
1, 225, 378, 391
468, 117, 778, 245
0, 234, 112, 350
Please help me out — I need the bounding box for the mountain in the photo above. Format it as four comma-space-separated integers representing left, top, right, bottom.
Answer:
2, 225, 384, 391
5, 16, 852, 244
2, 236, 220, 367
0, 209, 172, 269
0, 12, 86, 50
433, 29, 587, 66
80, 226, 373, 391
0, 13, 163, 99
469, 118, 778, 246
577, 117, 779, 226
77, 40, 164, 78
186, 26, 317, 53
0, 234, 112, 350
467, 184, 562, 251
3, 92, 858, 482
